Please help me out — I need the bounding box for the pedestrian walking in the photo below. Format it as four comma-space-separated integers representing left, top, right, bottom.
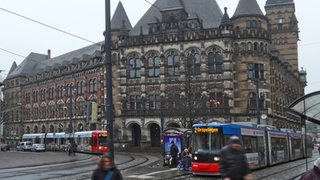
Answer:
300, 158, 320, 180
91, 153, 123, 180
219, 136, 253, 180
180, 147, 191, 170
71, 140, 77, 156
170, 140, 179, 168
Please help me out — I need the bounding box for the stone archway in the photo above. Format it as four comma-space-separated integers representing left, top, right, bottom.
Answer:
150, 123, 160, 147
131, 123, 141, 147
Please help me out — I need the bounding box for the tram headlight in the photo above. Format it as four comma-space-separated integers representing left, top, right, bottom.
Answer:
193, 156, 198, 161
213, 156, 220, 161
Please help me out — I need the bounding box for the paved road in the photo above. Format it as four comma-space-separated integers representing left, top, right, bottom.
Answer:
0, 150, 317, 180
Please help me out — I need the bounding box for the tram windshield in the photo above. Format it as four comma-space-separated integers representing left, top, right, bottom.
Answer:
98, 133, 108, 146
192, 127, 221, 154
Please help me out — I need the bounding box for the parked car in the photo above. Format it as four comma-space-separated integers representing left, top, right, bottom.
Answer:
31, 144, 45, 152
0, 143, 9, 151
16, 141, 33, 151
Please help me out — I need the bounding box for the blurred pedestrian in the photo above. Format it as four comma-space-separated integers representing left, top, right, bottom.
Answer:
91, 153, 123, 180
181, 147, 191, 170
300, 158, 320, 180
170, 140, 179, 168
71, 140, 77, 156
219, 136, 252, 180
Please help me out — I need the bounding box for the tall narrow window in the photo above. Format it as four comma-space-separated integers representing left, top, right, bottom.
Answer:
129, 95, 141, 110
187, 52, 201, 75
148, 56, 160, 77
149, 94, 160, 110
248, 63, 264, 80
277, 13, 283, 30
129, 58, 141, 78
49, 105, 55, 118
208, 50, 223, 74
167, 54, 180, 76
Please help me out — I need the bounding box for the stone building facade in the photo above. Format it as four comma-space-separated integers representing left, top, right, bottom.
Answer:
1, 0, 307, 149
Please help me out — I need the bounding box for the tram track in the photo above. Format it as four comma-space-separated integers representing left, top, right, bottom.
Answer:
253, 157, 317, 180
59, 153, 152, 180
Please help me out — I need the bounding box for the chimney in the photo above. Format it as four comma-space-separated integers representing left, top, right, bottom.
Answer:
47, 49, 51, 59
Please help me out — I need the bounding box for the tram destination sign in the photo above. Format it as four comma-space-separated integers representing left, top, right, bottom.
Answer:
193, 127, 219, 133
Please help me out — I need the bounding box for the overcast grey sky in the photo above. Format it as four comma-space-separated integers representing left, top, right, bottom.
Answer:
0, 0, 319, 94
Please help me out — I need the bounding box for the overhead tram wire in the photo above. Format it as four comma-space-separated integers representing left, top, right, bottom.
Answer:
0, 6, 103, 74
0, 47, 55, 76
0, 7, 98, 45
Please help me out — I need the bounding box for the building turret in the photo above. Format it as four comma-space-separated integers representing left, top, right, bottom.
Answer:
219, 7, 233, 30
110, 1, 132, 43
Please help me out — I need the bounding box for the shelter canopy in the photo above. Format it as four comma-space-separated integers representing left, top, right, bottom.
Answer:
289, 91, 320, 124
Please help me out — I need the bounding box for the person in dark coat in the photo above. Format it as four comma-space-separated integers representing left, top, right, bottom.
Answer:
219, 136, 252, 180
170, 140, 179, 168
91, 153, 123, 180
300, 158, 320, 180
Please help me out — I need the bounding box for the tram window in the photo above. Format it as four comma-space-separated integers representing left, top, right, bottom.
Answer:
35, 137, 40, 143
193, 132, 221, 154
85, 137, 90, 145
242, 136, 258, 153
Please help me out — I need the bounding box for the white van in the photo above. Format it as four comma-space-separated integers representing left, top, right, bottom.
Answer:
16, 141, 33, 151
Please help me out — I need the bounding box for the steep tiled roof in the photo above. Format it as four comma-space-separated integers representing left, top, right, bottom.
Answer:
111, 1, 132, 31
232, 0, 264, 19
7, 53, 48, 78
129, 0, 223, 36
7, 42, 103, 79
266, 0, 294, 6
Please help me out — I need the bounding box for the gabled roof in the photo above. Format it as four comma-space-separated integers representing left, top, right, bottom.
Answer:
266, 0, 294, 7
129, 0, 223, 36
232, 0, 264, 19
111, 1, 132, 31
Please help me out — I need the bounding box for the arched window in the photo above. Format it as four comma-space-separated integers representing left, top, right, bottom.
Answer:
208, 50, 223, 74
49, 105, 55, 118
89, 79, 94, 93
93, 79, 97, 92
247, 42, 253, 51
34, 125, 38, 133
246, 20, 251, 28
187, 51, 201, 75
148, 56, 160, 77
167, 53, 180, 76
77, 82, 81, 95
49, 125, 54, 133
81, 81, 85, 94
128, 58, 141, 78
77, 101, 86, 116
